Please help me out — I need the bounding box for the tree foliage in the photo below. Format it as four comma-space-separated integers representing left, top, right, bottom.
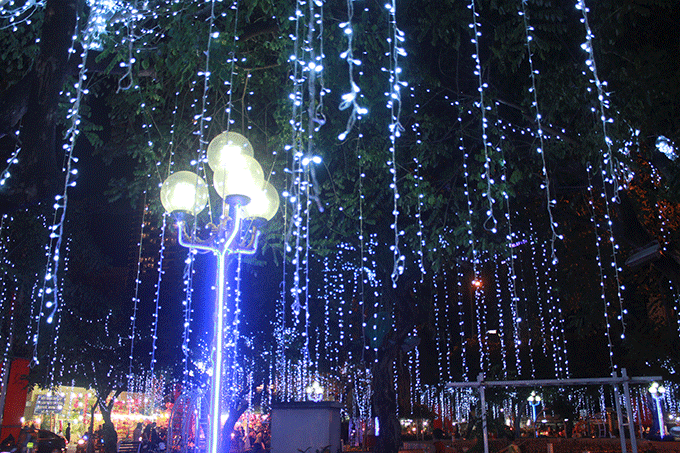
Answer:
1, 0, 680, 451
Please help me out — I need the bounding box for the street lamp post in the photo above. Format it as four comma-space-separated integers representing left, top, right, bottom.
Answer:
160, 132, 278, 453
649, 382, 666, 440
527, 391, 542, 437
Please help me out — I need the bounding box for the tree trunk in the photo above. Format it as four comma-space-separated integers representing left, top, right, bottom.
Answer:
220, 394, 249, 453
86, 402, 96, 453
99, 407, 117, 453
372, 347, 401, 453
0, 0, 78, 213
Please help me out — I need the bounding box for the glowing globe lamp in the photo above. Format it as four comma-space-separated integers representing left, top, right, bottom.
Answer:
243, 181, 280, 221
160, 171, 209, 215
207, 131, 254, 171
212, 154, 265, 201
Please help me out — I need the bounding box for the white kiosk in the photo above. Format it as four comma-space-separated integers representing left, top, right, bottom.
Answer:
271, 401, 342, 453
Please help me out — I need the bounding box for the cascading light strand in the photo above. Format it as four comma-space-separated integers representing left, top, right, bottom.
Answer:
586, 162, 615, 371
576, 0, 626, 340
337, 0, 367, 141
385, 0, 407, 287
32, 30, 89, 366
519, 0, 561, 263
469, 0, 497, 235
128, 195, 147, 396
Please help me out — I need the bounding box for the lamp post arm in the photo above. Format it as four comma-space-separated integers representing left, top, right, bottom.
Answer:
177, 222, 220, 254
234, 228, 261, 255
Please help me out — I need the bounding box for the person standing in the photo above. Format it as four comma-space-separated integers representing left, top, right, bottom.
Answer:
133, 424, 143, 442
64, 423, 71, 444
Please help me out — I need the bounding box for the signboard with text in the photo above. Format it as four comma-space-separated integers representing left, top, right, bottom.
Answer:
34, 394, 65, 414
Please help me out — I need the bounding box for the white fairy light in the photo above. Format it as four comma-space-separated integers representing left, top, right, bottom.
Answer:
519, 0, 560, 264
32, 28, 89, 365
586, 162, 615, 371
337, 0, 367, 140
127, 197, 146, 403
469, 0, 497, 235
577, 0, 626, 343
385, 0, 406, 287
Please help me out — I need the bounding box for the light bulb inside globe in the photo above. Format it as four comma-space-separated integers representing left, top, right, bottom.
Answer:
243, 180, 279, 221
207, 131, 254, 171
160, 171, 209, 215
212, 154, 265, 201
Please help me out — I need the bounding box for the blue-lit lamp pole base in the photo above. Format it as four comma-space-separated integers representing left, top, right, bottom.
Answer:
161, 132, 279, 453
527, 391, 542, 438
649, 382, 666, 440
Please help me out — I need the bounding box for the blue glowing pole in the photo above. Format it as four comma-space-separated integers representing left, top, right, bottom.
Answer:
210, 249, 227, 453
528, 392, 541, 437
655, 397, 664, 439
176, 199, 260, 453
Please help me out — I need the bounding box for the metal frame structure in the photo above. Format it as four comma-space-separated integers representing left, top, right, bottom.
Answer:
446, 368, 662, 453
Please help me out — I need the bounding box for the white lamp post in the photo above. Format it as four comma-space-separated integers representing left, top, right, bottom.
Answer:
527, 391, 542, 437
649, 382, 666, 439
160, 131, 278, 453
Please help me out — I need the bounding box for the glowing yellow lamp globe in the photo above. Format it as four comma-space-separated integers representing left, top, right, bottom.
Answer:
207, 131, 254, 171
212, 154, 265, 201
160, 171, 209, 215
243, 180, 279, 220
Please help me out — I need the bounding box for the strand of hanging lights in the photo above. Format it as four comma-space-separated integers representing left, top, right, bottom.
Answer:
128, 197, 146, 406
576, 0, 627, 344
493, 262, 507, 376
281, 0, 326, 398
0, 215, 18, 381
31, 23, 89, 367
337, 0, 367, 141
586, 162, 615, 371
385, 0, 406, 288
0, 141, 21, 187
499, 146, 523, 376
283, 0, 310, 396
468, 0, 497, 235
0, 0, 44, 30
519, 0, 561, 264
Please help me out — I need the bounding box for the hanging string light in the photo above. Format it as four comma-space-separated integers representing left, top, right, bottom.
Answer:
519, 0, 561, 263
455, 260, 468, 381
128, 198, 146, 407
586, 162, 615, 371
0, 0, 44, 30
337, 0, 367, 141
0, 140, 21, 187
433, 269, 444, 382
576, 0, 626, 340
468, 0, 497, 235
0, 215, 18, 380
493, 261, 507, 376
32, 26, 89, 366
384, 0, 406, 287
413, 157, 426, 279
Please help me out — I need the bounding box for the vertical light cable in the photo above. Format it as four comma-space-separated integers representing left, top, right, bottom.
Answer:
519, 0, 561, 262
149, 212, 167, 374
494, 262, 507, 377
576, 0, 626, 340
32, 33, 88, 367
469, 0, 497, 235
338, 0, 367, 141
413, 157, 426, 280
385, 0, 406, 287
586, 162, 615, 371
0, 215, 17, 381
128, 194, 147, 397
